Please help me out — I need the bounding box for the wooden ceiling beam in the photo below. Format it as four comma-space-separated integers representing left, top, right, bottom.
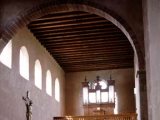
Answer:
51, 55, 132, 61
49, 48, 132, 54
32, 11, 90, 21
57, 58, 133, 64
52, 54, 133, 61
41, 37, 127, 45
39, 34, 126, 42
51, 49, 132, 55
35, 27, 120, 37
65, 64, 133, 68
31, 25, 117, 34
43, 40, 130, 48
31, 13, 93, 23
36, 30, 121, 38
38, 31, 121, 39
29, 18, 107, 29
30, 23, 116, 34
59, 57, 133, 64
50, 51, 133, 58
42, 42, 129, 48
38, 32, 124, 40
47, 44, 133, 51
62, 63, 133, 68
53, 54, 133, 61
29, 15, 101, 26
65, 65, 133, 72
29, 20, 111, 30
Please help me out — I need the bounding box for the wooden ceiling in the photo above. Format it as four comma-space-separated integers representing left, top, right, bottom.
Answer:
28, 11, 134, 72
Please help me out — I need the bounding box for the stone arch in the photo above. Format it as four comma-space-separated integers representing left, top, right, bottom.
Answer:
1, 1, 144, 69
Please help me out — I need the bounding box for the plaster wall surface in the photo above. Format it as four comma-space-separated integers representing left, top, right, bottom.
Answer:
65, 69, 135, 116
134, 53, 141, 120
0, 27, 65, 120
143, 0, 160, 120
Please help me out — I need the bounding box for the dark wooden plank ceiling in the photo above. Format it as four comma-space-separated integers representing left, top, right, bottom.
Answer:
28, 11, 134, 72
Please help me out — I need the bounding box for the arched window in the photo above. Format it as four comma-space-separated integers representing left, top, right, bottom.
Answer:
19, 46, 29, 80
0, 40, 12, 68
35, 60, 42, 89
55, 78, 60, 102
46, 70, 52, 96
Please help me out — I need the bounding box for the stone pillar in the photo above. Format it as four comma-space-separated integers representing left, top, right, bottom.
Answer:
137, 70, 148, 120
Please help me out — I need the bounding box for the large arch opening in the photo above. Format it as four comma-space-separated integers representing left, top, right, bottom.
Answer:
1, 2, 147, 120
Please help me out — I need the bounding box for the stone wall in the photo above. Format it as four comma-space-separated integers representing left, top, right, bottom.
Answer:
143, 0, 160, 119
65, 69, 135, 115
0, 27, 65, 120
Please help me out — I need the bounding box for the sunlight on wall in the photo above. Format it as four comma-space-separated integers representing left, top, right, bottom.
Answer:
35, 60, 42, 89
114, 92, 118, 114
19, 46, 29, 80
55, 78, 60, 102
46, 70, 52, 96
0, 40, 12, 68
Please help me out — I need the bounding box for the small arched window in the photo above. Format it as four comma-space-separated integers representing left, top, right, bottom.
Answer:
35, 60, 42, 89
55, 78, 60, 102
46, 70, 52, 96
19, 46, 29, 80
0, 40, 12, 68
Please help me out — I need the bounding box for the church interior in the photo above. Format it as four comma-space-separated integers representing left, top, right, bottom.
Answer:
1, 0, 160, 120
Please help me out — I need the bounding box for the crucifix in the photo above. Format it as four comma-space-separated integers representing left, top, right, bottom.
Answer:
22, 91, 33, 120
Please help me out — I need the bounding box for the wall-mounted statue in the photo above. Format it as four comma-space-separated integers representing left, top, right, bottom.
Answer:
22, 91, 33, 120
